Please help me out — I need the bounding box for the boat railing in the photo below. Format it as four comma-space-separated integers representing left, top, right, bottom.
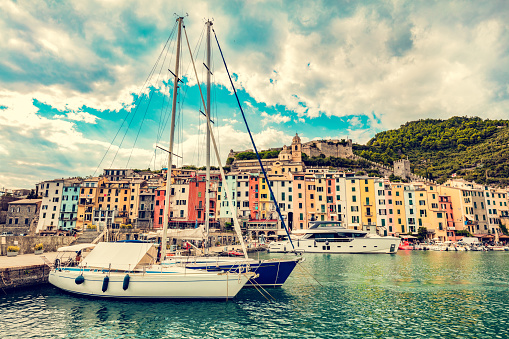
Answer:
313, 238, 354, 243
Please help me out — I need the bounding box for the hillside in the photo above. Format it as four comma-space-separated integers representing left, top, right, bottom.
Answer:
354, 116, 509, 186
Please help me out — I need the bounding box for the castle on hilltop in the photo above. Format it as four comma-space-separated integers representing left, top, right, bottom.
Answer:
301, 138, 353, 158
228, 133, 354, 173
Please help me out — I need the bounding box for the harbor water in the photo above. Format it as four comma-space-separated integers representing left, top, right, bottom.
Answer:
2, 251, 509, 338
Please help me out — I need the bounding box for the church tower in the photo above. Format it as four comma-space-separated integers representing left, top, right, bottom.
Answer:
291, 133, 302, 163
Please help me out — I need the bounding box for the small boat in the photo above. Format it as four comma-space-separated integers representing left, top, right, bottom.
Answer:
49, 242, 255, 299
227, 250, 244, 257
268, 221, 400, 254
398, 240, 414, 251
487, 245, 506, 251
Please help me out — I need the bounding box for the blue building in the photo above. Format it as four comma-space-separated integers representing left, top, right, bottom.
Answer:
59, 180, 81, 230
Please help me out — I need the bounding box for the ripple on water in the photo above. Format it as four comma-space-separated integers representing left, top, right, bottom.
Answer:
2, 252, 509, 338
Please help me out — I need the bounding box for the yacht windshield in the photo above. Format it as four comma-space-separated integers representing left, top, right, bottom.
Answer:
309, 222, 343, 229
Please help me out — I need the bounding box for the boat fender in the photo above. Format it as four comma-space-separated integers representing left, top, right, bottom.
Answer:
102, 276, 109, 292
123, 274, 130, 291
54, 258, 60, 268
75, 275, 85, 285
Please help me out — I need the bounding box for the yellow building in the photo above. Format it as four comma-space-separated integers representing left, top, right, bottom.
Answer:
391, 183, 407, 234
359, 178, 376, 228
419, 183, 447, 241
77, 177, 106, 229
98, 180, 132, 225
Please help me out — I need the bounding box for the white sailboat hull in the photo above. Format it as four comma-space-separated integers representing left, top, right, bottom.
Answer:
49, 267, 252, 299
269, 237, 400, 254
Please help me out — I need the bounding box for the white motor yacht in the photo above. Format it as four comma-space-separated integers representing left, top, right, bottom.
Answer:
268, 222, 400, 254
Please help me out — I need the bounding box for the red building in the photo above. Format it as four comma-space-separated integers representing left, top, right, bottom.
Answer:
249, 175, 260, 219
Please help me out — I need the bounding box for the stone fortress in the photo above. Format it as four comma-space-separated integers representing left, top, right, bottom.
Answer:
228, 133, 426, 182
301, 138, 354, 158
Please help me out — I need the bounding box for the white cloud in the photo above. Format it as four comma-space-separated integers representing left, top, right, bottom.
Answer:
58, 111, 100, 124
0, 90, 153, 188
261, 112, 291, 126
2, 0, 509, 187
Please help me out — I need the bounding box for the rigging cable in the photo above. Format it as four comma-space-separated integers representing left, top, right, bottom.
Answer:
125, 28, 176, 168
93, 20, 177, 176
212, 28, 294, 249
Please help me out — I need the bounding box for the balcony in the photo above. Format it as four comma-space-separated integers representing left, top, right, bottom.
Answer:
447, 227, 456, 231
195, 206, 204, 210
365, 213, 373, 217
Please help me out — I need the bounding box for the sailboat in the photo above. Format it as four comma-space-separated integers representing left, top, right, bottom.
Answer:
48, 17, 256, 299
160, 20, 302, 287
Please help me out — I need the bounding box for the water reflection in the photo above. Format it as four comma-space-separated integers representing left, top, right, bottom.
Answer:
2, 252, 509, 338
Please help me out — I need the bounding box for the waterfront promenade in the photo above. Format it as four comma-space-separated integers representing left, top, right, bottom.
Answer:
0, 252, 57, 269
0, 252, 57, 292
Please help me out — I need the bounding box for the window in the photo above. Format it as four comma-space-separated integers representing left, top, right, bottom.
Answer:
352, 196, 356, 202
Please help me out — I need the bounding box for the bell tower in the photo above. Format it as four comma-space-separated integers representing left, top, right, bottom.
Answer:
291, 133, 302, 163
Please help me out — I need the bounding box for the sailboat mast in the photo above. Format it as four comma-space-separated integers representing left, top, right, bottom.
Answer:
162, 16, 183, 260
205, 20, 212, 253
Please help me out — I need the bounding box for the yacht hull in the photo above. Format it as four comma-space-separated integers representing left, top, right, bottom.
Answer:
269, 237, 400, 254
181, 258, 301, 287
49, 268, 251, 299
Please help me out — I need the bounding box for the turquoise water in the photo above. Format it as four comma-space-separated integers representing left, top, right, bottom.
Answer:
2, 251, 509, 338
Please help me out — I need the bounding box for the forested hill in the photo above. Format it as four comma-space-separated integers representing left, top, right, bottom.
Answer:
353, 116, 509, 186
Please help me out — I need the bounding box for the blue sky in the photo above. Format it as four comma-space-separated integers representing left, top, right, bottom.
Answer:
1, 0, 509, 188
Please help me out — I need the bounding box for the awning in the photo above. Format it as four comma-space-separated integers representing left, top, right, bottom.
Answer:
499, 235, 509, 239
57, 243, 96, 252
155, 225, 206, 240
399, 235, 417, 239
474, 234, 494, 238
81, 242, 156, 270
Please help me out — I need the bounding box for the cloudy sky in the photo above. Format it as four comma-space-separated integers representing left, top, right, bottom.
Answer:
1, 0, 509, 189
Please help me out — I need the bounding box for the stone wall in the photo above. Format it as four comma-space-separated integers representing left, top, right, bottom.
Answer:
0, 235, 74, 256
0, 225, 29, 235
302, 140, 353, 159
0, 211, 7, 224
0, 264, 49, 291
6, 201, 40, 228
